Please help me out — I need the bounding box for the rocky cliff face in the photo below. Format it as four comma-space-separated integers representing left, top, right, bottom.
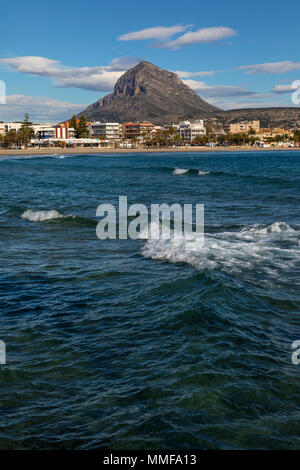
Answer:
77, 61, 219, 124
77, 60, 300, 126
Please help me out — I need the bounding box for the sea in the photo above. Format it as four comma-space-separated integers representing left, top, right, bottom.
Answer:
0, 150, 299, 449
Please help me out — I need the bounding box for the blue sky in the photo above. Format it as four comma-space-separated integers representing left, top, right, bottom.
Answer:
0, 0, 300, 122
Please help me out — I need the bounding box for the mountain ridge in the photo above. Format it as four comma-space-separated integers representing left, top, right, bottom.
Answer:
77, 61, 219, 124
213, 107, 300, 128
77, 61, 300, 126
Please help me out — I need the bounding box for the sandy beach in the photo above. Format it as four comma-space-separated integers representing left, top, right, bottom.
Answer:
0, 145, 298, 156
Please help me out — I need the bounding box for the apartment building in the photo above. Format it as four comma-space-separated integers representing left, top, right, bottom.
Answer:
204, 118, 225, 135
0, 122, 58, 137
161, 124, 179, 132
179, 120, 206, 141
121, 122, 154, 139
227, 120, 260, 134
59, 119, 81, 129
90, 122, 120, 140
54, 127, 76, 139
36, 128, 56, 139
256, 127, 292, 141
0, 122, 23, 134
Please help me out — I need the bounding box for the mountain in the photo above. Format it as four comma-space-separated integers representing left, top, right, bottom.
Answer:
76, 60, 300, 127
76, 61, 219, 124
213, 107, 300, 128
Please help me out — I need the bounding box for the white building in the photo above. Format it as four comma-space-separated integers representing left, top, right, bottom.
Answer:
32, 123, 57, 137
54, 127, 76, 139
0, 122, 57, 137
36, 128, 56, 139
0, 122, 23, 134
162, 124, 179, 132
89, 122, 120, 141
35, 127, 77, 139
179, 120, 206, 141
30, 138, 110, 148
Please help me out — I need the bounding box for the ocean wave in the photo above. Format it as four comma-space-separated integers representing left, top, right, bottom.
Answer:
173, 168, 210, 176
141, 221, 299, 276
173, 168, 189, 175
162, 166, 295, 181
0, 154, 77, 162
21, 209, 97, 226
52, 154, 80, 159
21, 209, 69, 222
241, 221, 294, 235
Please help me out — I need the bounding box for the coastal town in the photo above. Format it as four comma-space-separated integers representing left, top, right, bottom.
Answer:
0, 114, 300, 151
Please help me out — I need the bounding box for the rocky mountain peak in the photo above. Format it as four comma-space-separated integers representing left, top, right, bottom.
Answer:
77, 61, 219, 124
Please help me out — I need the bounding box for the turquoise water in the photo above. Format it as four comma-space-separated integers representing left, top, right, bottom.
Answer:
0, 151, 300, 449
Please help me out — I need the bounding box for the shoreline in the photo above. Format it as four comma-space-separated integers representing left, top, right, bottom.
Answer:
0, 145, 299, 156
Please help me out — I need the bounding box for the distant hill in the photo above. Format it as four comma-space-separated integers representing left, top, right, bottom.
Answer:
76, 61, 219, 124
213, 108, 300, 128
76, 61, 300, 127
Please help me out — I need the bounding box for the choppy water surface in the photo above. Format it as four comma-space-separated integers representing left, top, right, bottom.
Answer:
0, 151, 300, 449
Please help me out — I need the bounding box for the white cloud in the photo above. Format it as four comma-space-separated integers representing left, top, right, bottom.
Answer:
183, 79, 257, 98
0, 56, 140, 92
272, 84, 293, 93
161, 27, 237, 49
182, 79, 278, 108
0, 95, 86, 122
118, 25, 188, 41
55, 70, 124, 91
175, 70, 215, 78
211, 99, 287, 110
272, 82, 300, 94
0, 56, 59, 75
238, 61, 300, 74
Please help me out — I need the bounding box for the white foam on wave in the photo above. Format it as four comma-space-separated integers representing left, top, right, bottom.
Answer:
0, 153, 78, 162
53, 154, 77, 159
173, 168, 189, 175
141, 221, 300, 277
21, 209, 70, 222
241, 221, 294, 236
173, 168, 210, 176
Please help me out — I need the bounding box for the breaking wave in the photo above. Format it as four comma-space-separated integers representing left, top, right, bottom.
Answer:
240, 221, 294, 235
173, 168, 189, 175
21, 209, 69, 222
20, 209, 97, 226
173, 168, 210, 176
141, 221, 300, 278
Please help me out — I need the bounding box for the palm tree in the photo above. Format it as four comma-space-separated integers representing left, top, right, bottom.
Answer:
173, 134, 180, 147
131, 137, 138, 149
